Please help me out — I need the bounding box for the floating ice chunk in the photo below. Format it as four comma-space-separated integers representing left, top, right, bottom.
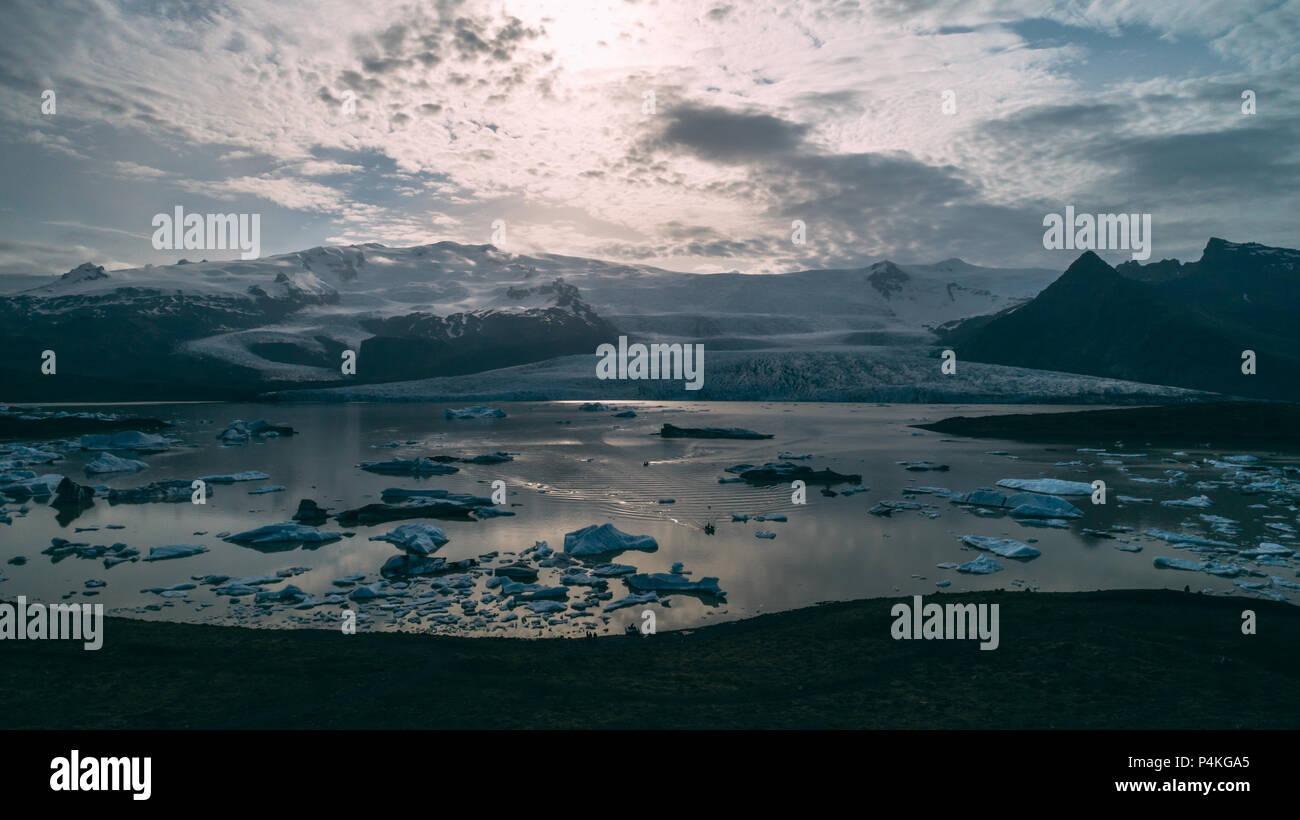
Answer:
1161, 495, 1213, 509
950, 489, 1010, 507
107, 479, 200, 503
368, 523, 449, 556
84, 452, 148, 474
559, 570, 608, 588
0, 473, 64, 499
935, 580, 951, 587
143, 544, 208, 561
995, 478, 1094, 496
226, 522, 344, 545
199, 471, 270, 483
563, 523, 658, 556
359, 458, 458, 475
1153, 556, 1207, 571
1144, 529, 1235, 549
80, 431, 171, 452
956, 554, 1003, 574
1117, 495, 1153, 503
521, 600, 566, 614
354, 583, 394, 601
1239, 543, 1294, 558
778, 452, 812, 460
444, 405, 506, 419
1006, 493, 1083, 519
626, 573, 724, 597
960, 535, 1041, 559
604, 591, 659, 612
589, 563, 637, 577
755, 531, 777, 539
141, 582, 195, 595
248, 485, 286, 495
897, 460, 949, 472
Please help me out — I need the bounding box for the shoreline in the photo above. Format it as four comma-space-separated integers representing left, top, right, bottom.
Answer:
4, 588, 1297, 729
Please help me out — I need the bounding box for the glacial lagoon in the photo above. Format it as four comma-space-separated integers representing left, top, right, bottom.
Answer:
3, 401, 1297, 636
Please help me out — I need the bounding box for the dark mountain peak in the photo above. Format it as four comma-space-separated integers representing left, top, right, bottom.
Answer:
867, 260, 909, 298
1116, 257, 1188, 283
1200, 237, 1299, 267
61, 262, 107, 283
1059, 250, 1116, 281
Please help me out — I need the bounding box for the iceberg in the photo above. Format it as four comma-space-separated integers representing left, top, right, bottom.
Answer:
625, 573, 724, 597
108, 479, 204, 503
563, 523, 658, 556
960, 535, 1041, 559
1143, 529, 1235, 549
199, 471, 271, 483
956, 554, 1003, 574
444, 405, 506, 419
368, 523, 449, 556
995, 478, 1095, 496
1161, 495, 1213, 509
1153, 556, 1206, 571
1005, 493, 1083, 519
604, 591, 659, 612
0, 473, 63, 499
80, 430, 171, 453
84, 453, 148, 474
359, 458, 459, 476
226, 523, 344, 545
143, 544, 208, 561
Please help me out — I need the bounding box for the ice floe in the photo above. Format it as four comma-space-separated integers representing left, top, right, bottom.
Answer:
995, 478, 1095, 496
563, 523, 658, 556
960, 535, 1041, 559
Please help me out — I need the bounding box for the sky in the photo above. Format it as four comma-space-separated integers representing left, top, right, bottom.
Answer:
0, 0, 1296, 276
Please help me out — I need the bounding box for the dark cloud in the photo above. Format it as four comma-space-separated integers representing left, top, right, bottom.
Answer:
655, 104, 811, 162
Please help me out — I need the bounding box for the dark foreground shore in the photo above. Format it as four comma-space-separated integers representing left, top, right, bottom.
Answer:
4, 589, 1298, 729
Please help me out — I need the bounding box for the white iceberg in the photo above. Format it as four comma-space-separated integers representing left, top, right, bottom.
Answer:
369, 523, 450, 556
995, 478, 1095, 496
1160, 495, 1213, 509
956, 554, 1003, 574
85, 453, 148, 474
960, 535, 1041, 559
143, 544, 208, 561
199, 471, 271, 483
563, 523, 658, 556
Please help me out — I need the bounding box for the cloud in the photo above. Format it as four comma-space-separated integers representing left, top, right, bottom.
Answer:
0, 0, 1294, 274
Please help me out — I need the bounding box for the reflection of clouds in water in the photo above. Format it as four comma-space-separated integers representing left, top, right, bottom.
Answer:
7, 401, 1296, 638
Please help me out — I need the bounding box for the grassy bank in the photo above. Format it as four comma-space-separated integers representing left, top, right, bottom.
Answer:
913, 401, 1300, 450
4, 589, 1298, 729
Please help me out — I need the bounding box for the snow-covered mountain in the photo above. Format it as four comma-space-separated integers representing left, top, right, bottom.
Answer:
0, 241, 1057, 400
